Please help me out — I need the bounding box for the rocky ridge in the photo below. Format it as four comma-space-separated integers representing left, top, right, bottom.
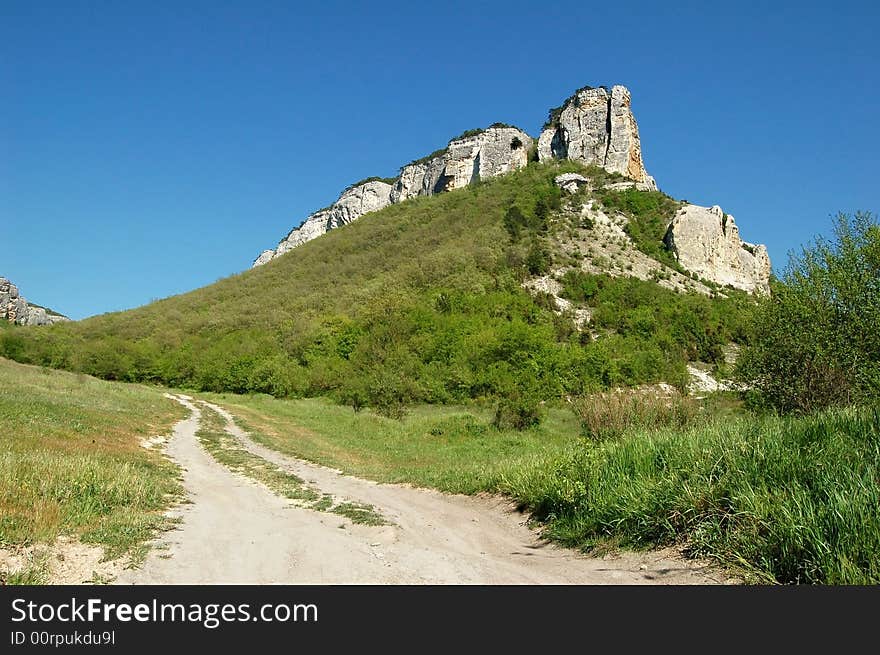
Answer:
255, 126, 532, 267
252, 84, 770, 297
538, 85, 655, 189
0, 277, 70, 326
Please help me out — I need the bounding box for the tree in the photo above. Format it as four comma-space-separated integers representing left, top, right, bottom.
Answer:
737, 212, 880, 413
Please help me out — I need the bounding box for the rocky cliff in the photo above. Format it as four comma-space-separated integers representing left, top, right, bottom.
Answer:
252, 85, 770, 295
538, 85, 655, 188
0, 277, 70, 326
391, 126, 532, 203
665, 204, 771, 295
254, 126, 532, 267
258, 179, 395, 264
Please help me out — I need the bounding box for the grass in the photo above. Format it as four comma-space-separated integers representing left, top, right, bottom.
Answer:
500, 404, 880, 584
199, 393, 582, 494
0, 358, 185, 583
195, 402, 386, 525
573, 389, 701, 441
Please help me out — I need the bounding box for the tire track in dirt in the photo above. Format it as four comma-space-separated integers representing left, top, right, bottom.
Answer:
118, 395, 726, 584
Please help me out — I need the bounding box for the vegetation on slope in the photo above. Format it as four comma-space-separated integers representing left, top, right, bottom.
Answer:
0, 358, 184, 582
0, 163, 750, 419
592, 185, 682, 270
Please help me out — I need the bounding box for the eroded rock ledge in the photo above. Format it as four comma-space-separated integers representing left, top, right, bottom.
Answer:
0, 277, 70, 326
665, 204, 771, 295
539, 85, 655, 189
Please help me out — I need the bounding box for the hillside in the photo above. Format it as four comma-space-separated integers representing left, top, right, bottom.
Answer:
0, 161, 754, 414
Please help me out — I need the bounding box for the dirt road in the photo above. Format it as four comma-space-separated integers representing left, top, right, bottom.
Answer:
118, 395, 723, 584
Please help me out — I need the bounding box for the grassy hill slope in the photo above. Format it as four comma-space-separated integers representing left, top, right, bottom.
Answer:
1, 163, 748, 415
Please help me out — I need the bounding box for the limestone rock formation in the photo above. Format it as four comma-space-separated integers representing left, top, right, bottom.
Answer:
252, 83, 773, 296
0, 277, 70, 326
392, 126, 532, 203
539, 85, 655, 189
554, 173, 590, 194
255, 126, 532, 266
665, 204, 771, 295
255, 180, 394, 266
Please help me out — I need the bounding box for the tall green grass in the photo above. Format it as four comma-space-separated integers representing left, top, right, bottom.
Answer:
500, 405, 880, 584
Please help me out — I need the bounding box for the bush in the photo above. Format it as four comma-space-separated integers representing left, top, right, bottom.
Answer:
492, 390, 544, 430
503, 206, 527, 241
526, 239, 552, 275
560, 270, 600, 302
738, 212, 880, 413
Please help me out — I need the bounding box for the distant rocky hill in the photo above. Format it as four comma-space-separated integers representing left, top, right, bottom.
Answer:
251, 83, 770, 295
0, 277, 70, 326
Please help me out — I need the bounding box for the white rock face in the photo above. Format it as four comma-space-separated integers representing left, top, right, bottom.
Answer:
554, 173, 590, 194
331, 180, 398, 227
254, 180, 394, 266
0, 277, 69, 325
539, 85, 655, 189
0, 278, 28, 323
665, 204, 771, 295
253, 250, 275, 267
392, 126, 532, 203
255, 126, 533, 266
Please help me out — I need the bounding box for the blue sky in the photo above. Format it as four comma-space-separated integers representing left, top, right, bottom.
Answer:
3, 1, 878, 319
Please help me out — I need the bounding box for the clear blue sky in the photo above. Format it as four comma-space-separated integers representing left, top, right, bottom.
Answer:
3, 1, 877, 319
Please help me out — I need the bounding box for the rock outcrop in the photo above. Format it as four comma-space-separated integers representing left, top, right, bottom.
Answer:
256, 180, 394, 266
255, 126, 532, 267
554, 173, 590, 194
392, 126, 532, 203
253, 84, 770, 296
0, 277, 70, 326
665, 204, 771, 295
539, 85, 655, 189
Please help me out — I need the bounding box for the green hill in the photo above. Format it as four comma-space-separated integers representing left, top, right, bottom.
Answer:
0, 162, 750, 417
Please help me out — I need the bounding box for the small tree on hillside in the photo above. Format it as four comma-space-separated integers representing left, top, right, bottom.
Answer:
737, 211, 880, 413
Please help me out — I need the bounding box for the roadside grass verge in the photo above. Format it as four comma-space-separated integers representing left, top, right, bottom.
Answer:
500, 405, 880, 584
200, 390, 879, 583
0, 358, 185, 583
195, 403, 386, 526
198, 393, 582, 494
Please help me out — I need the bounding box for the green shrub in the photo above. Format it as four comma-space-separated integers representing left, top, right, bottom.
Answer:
526, 239, 552, 275
560, 270, 600, 302
503, 206, 527, 241
738, 212, 880, 413
492, 391, 544, 430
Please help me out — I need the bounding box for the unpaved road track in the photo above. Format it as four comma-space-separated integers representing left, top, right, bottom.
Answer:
118, 396, 723, 584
